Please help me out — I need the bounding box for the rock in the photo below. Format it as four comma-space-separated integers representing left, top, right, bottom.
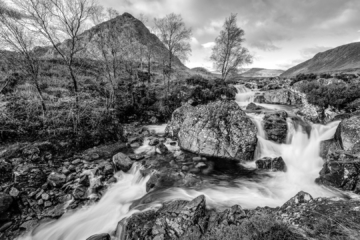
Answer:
44, 201, 52, 208
41, 193, 50, 201
112, 153, 133, 172
254, 89, 302, 105
86, 233, 111, 240
256, 157, 287, 172
72, 159, 82, 165
195, 162, 207, 169
103, 163, 114, 176
19, 219, 39, 231
129, 154, 145, 161
282, 191, 313, 209
13, 164, 47, 189
0, 193, 13, 215
149, 138, 160, 146
0, 159, 12, 184
334, 115, 360, 153
47, 172, 67, 187
79, 175, 90, 187
0, 222, 12, 232
192, 157, 202, 161
9, 187, 19, 197
246, 102, 263, 111
72, 185, 88, 200
130, 143, 140, 148
22, 145, 40, 161
124, 195, 206, 240
156, 143, 169, 155
167, 101, 257, 160
263, 111, 288, 143
315, 151, 360, 193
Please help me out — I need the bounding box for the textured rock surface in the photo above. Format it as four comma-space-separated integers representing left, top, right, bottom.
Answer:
263, 111, 288, 143
86, 233, 111, 240
334, 115, 360, 153
167, 101, 257, 161
112, 152, 133, 172
256, 157, 287, 172
254, 89, 302, 105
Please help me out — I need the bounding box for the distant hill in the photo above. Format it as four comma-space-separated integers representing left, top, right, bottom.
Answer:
281, 42, 360, 77
42, 12, 187, 70
239, 68, 284, 77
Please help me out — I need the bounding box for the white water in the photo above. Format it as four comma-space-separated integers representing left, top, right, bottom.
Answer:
18, 87, 345, 239
19, 164, 151, 240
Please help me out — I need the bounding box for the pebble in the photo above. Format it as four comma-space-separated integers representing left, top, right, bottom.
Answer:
41, 193, 50, 201
195, 162, 207, 169
44, 201, 52, 208
9, 187, 20, 197
37, 199, 44, 205
192, 157, 202, 161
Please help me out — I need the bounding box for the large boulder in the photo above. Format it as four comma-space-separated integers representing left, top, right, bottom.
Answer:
167, 101, 257, 161
263, 111, 288, 143
112, 153, 133, 172
334, 115, 360, 153
256, 157, 287, 172
254, 89, 302, 105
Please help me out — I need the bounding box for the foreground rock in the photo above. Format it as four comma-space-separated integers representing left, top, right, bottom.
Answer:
167, 101, 257, 161
256, 157, 287, 172
86, 233, 110, 240
254, 89, 302, 105
263, 111, 288, 143
317, 116, 360, 193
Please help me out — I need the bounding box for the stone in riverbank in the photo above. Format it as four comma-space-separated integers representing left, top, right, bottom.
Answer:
167, 101, 257, 161
112, 152, 133, 172
254, 89, 302, 105
256, 157, 286, 172
263, 111, 288, 143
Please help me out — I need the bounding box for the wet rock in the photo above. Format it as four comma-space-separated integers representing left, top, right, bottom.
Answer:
19, 219, 39, 231
263, 111, 288, 143
0, 193, 13, 215
167, 101, 257, 160
72, 159, 81, 165
72, 185, 88, 200
103, 163, 114, 176
246, 102, 263, 111
0, 159, 12, 184
86, 233, 111, 240
256, 157, 286, 172
112, 153, 133, 172
146, 172, 201, 192
319, 139, 341, 159
156, 143, 169, 155
47, 172, 67, 188
254, 89, 302, 105
13, 164, 47, 189
129, 154, 145, 161
79, 175, 90, 187
315, 151, 360, 193
149, 138, 160, 146
195, 162, 207, 169
41, 193, 50, 201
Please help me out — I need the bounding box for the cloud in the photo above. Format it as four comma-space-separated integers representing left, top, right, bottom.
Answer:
202, 42, 215, 49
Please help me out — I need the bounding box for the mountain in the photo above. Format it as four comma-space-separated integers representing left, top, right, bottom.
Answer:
43, 12, 187, 70
281, 42, 360, 77
239, 68, 284, 77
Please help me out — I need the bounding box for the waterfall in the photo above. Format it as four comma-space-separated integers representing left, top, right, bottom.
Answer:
18, 164, 151, 240
234, 85, 256, 108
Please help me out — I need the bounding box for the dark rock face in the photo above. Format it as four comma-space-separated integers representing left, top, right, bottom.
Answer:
167, 101, 258, 161
263, 111, 288, 143
254, 89, 302, 105
112, 153, 133, 172
316, 151, 360, 193
256, 157, 287, 172
0, 192, 13, 215
86, 233, 111, 240
246, 102, 263, 111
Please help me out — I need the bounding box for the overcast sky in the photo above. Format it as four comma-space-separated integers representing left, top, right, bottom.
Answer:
102, 0, 360, 70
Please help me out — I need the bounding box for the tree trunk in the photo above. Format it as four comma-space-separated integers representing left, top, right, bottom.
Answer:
33, 78, 46, 113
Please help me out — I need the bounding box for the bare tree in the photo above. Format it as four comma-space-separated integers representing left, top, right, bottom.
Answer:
211, 13, 252, 81
0, 5, 46, 112
154, 13, 192, 95
14, 0, 96, 114
91, 6, 119, 25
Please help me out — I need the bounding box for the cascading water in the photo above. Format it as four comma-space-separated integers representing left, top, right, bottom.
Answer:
18, 86, 345, 239
18, 164, 151, 240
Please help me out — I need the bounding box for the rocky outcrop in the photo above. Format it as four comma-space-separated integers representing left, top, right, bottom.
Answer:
112, 153, 133, 172
256, 157, 287, 172
263, 111, 288, 143
167, 101, 257, 161
316, 151, 360, 193
334, 115, 360, 153
254, 89, 302, 105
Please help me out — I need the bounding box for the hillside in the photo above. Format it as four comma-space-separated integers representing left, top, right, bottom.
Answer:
281, 42, 360, 77
239, 68, 284, 77
43, 12, 187, 70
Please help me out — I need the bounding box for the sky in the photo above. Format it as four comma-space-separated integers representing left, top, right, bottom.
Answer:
22, 0, 360, 71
